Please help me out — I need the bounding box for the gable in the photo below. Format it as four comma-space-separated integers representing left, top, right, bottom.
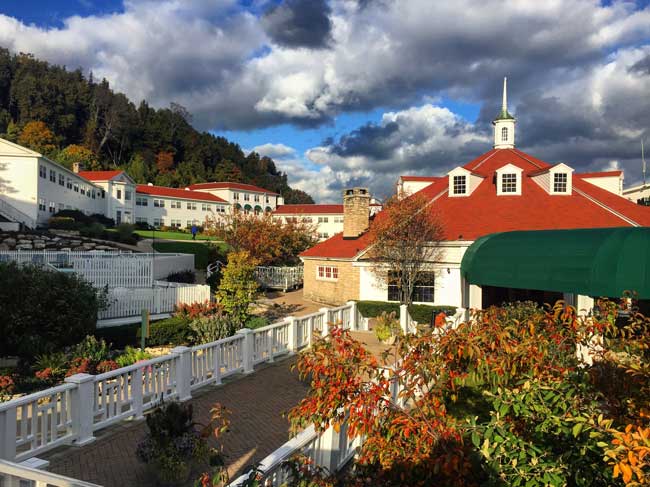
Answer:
0, 138, 41, 157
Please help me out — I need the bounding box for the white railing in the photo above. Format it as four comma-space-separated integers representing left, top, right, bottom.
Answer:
97, 284, 211, 322
254, 266, 304, 291
0, 302, 360, 464
0, 198, 37, 229
0, 459, 101, 487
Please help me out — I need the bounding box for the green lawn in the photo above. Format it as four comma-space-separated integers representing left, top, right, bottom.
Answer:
134, 229, 217, 241
152, 241, 228, 269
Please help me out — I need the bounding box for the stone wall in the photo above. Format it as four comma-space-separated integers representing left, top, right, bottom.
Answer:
0, 230, 121, 251
303, 259, 360, 305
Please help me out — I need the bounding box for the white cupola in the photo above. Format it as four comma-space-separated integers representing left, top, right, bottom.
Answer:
493, 77, 516, 149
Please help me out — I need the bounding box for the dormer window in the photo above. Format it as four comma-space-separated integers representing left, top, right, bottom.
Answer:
553, 173, 568, 193
501, 173, 517, 193
501, 127, 508, 142
452, 175, 467, 195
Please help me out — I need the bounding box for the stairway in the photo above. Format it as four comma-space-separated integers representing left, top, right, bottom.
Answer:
0, 198, 36, 228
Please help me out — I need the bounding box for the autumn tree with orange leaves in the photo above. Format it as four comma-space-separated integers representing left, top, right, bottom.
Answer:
17, 121, 58, 156
204, 211, 317, 266
286, 298, 650, 486
366, 189, 444, 305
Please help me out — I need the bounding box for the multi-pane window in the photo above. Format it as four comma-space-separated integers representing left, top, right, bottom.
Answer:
125, 190, 132, 201
317, 265, 338, 281
233, 192, 239, 200
48, 202, 56, 214
186, 202, 197, 210
59, 174, 65, 186
254, 194, 260, 202
501, 173, 517, 193
116, 189, 122, 199
187, 220, 193, 228
218, 206, 225, 213
153, 199, 165, 208
202, 203, 211, 211
317, 232, 329, 239
318, 216, 329, 223
49, 169, 56, 183
136, 217, 148, 225
39, 166, 46, 178
334, 217, 344, 223
73, 183, 79, 193
86, 187, 91, 198
67, 178, 72, 189
265, 196, 270, 203
136, 197, 148, 206
387, 272, 435, 303
171, 219, 182, 228
91, 190, 96, 199
244, 194, 250, 201
153, 218, 164, 227
170, 200, 181, 209
553, 173, 568, 193
501, 127, 508, 142
38, 198, 46, 211
452, 175, 467, 195
80, 186, 86, 196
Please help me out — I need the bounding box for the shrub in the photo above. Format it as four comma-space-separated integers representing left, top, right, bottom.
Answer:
89, 213, 115, 228
52, 209, 93, 225
72, 336, 111, 363
141, 316, 192, 347
135, 220, 151, 230
356, 300, 457, 325
217, 250, 259, 326
136, 401, 211, 483
165, 270, 196, 284
48, 216, 78, 230
115, 223, 137, 244
96, 360, 119, 374
65, 357, 93, 376
115, 346, 152, 367
174, 301, 221, 320
94, 324, 139, 349
0, 375, 15, 402
79, 222, 105, 238
189, 313, 237, 345
374, 311, 400, 342
0, 262, 104, 359
245, 316, 269, 330
33, 352, 68, 384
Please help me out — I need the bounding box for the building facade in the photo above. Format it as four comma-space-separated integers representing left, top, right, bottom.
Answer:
188, 182, 284, 213
301, 79, 650, 310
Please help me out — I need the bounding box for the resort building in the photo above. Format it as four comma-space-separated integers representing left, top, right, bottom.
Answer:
188, 182, 284, 213
0, 137, 282, 230
134, 184, 228, 229
301, 78, 650, 311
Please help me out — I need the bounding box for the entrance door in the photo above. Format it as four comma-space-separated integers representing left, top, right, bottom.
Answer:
116, 210, 122, 225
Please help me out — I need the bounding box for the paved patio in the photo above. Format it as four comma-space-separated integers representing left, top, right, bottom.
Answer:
43, 357, 308, 487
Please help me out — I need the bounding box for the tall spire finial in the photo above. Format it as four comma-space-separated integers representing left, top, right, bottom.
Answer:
502, 77, 508, 113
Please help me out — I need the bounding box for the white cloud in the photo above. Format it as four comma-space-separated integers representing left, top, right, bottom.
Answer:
251, 142, 297, 158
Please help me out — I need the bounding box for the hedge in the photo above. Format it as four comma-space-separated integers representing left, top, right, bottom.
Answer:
138, 316, 192, 347
356, 301, 457, 324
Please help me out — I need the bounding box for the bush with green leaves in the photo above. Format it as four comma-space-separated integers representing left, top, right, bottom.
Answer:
72, 336, 111, 363
115, 346, 152, 367
140, 316, 193, 346
189, 313, 237, 345
373, 311, 400, 342
216, 250, 259, 327
79, 222, 105, 238
0, 262, 105, 359
165, 269, 196, 284
356, 300, 456, 324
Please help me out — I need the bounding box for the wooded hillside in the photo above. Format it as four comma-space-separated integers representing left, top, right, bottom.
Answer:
0, 48, 313, 203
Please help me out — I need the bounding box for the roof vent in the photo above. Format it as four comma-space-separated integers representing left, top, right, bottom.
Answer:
147, 182, 153, 186
185, 187, 190, 191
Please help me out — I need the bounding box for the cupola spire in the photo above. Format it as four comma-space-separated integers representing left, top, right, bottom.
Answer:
492, 76, 516, 149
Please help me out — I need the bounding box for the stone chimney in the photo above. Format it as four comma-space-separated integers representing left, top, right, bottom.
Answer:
72, 162, 84, 173
343, 187, 370, 239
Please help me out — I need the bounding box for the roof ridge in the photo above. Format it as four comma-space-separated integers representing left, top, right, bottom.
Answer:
510, 149, 545, 169
573, 186, 639, 226
466, 149, 498, 171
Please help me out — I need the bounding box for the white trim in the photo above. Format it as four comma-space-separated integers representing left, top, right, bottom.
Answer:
573, 188, 640, 226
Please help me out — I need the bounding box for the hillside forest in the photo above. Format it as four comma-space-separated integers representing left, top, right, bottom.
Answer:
0, 48, 314, 204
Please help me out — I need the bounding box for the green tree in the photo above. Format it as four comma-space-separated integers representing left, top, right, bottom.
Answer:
216, 251, 259, 326
126, 153, 151, 183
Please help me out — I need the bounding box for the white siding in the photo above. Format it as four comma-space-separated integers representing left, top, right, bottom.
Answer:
135, 194, 228, 228
0, 155, 39, 222
584, 176, 623, 196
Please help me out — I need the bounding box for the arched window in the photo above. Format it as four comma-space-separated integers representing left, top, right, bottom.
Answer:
501, 127, 508, 142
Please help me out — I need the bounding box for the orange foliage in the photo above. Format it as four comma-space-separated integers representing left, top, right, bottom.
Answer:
156, 151, 174, 173
18, 121, 57, 154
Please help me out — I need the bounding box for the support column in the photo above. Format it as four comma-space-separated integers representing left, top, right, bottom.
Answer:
286, 316, 298, 353
320, 307, 330, 337
65, 373, 96, 446
346, 301, 358, 330
171, 346, 192, 402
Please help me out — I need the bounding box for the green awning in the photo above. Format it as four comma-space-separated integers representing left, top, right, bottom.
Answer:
461, 228, 650, 298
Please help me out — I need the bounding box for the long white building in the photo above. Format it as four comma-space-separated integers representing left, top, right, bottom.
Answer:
0, 137, 280, 229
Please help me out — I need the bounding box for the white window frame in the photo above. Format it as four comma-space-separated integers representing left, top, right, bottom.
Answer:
316, 265, 338, 281
501, 173, 517, 193
496, 164, 523, 196
501, 127, 508, 142
154, 199, 165, 208
452, 175, 467, 195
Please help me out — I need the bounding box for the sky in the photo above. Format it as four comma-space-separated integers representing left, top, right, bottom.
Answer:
0, 0, 649, 202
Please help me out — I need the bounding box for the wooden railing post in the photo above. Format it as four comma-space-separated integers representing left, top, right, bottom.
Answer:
319, 307, 330, 337
399, 304, 409, 335
171, 347, 193, 402
0, 406, 17, 460
65, 373, 96, 446
132, 367, 144, 420
267, 329, 275, 363
236, 328, 255, 374
286, 316, 297, 353
212, 346, 222, 386
346, 301, 357, 330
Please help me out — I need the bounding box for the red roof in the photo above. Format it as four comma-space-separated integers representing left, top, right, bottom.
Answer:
78, 170, 123, 181
136, 185, 227, 203
274, 204, 343, 215
578, 170, 623, 178
302, 148, 650, 259
188, 182, 278, 195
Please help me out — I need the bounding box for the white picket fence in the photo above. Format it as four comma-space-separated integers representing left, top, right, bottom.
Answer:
0, 302, 360, 466
254, 266, 304, 291
97, 283, 211, 322
0, 459, 101, 487
0, 251, 195, 288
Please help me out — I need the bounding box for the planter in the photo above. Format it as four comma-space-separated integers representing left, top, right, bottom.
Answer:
381, 335, 396, 345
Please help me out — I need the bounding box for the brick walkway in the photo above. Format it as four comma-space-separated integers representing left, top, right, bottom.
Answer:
44, 357, 308, 487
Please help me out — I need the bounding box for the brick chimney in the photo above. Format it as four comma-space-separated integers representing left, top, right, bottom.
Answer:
72, 162, 84, 173
343, 187, 370, 239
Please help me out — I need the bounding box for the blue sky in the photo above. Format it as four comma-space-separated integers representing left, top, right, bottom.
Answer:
0, 1, 649, 201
